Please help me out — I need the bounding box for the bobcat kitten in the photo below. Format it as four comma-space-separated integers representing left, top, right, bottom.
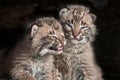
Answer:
2, 17, 65, 80
58, 5, 103, 80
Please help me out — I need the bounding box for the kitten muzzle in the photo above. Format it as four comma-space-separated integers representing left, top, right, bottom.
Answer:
49, 43, 63, 53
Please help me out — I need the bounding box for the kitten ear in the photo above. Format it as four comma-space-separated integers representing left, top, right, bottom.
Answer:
90, 13, 97, 22
59, 8, 68, 17
31, 24, 39, 38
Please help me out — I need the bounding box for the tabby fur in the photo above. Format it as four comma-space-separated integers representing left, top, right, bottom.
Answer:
57, 5, 103, 80
1, 17, 65, 80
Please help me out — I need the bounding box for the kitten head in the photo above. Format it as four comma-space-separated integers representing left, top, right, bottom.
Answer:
59, 5, 96, 45
29, 17, 66, 56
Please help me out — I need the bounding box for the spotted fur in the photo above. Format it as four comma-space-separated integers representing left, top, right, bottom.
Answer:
1, 17, 65, 80
58, 5, 103, 80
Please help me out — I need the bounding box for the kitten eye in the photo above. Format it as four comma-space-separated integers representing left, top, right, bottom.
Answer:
80, 21, 88, 30
66, 23, 72, 28
66, 20, 73, 28
80, 26, 87, 29
80, 25, 89, 32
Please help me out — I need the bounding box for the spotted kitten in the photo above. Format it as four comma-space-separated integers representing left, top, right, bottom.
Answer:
1, 17, 66, 80
57, 5, 103, 80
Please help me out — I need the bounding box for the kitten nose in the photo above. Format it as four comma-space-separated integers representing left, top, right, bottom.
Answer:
73, 35, 77, 39
73, 34, 78, 39
72, 31, 79, 40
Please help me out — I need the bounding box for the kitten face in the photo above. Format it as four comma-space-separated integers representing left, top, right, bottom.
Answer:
59, 5, 96, 45
31, 17, 66, 55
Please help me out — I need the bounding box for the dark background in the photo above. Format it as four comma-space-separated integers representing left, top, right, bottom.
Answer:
0, 0, 120, 80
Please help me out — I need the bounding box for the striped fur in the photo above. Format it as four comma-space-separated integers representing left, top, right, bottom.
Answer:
1, 17, 65, 80
59, 5, 103, 80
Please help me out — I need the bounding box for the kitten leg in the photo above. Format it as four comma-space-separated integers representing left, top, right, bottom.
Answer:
12, 72, 35, 80
11, 64, 35, 80
80, 61, 103, 80
52, 69, 62, 80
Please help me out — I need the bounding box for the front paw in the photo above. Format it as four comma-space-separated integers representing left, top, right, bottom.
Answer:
12, 73, 35, 80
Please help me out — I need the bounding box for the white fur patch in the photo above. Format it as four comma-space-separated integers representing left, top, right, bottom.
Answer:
71, 39, 79, 44
39, 48, 63, 56
79, 36, 87, 44
39, 49, 49, 56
